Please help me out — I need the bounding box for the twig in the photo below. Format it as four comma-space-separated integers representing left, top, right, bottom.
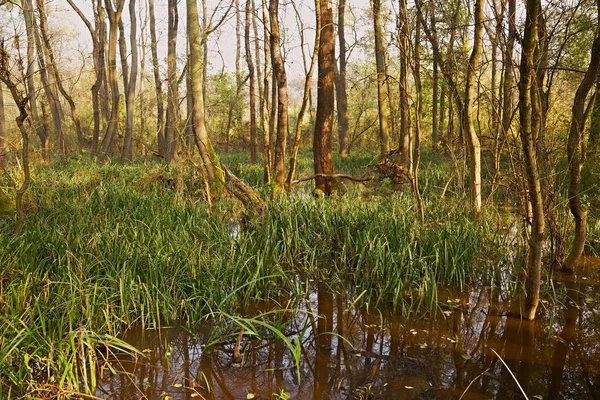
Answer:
292, 173, 374, 185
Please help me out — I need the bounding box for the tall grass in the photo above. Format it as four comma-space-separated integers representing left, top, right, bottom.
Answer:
0, 155, 503, 395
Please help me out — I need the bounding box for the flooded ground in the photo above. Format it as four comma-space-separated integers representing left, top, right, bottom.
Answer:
96, 258, 600, 399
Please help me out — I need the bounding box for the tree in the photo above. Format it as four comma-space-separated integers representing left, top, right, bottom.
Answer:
372, 0, 390, 157
187, 0, 224, 186
518, 0, 545, 320
563, 0, 600, 272
123, 0, 139, 161
314, 0, 335, 195
269, 0, 288, 190
397, 0, 410, 167
164, 0, 179, 162
336, 0, 349, 157
245, 0, 258, 162
98, 0, 125, 162
0, 82, 6, 169
147, 0, 165, 156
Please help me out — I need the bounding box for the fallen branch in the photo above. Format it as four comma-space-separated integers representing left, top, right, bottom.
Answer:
292, 173, 375, 185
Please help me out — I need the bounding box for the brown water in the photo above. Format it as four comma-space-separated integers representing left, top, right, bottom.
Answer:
96, 258, 600, 399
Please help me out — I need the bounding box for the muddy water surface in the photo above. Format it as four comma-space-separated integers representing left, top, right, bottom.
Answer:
96, 258, 600, 399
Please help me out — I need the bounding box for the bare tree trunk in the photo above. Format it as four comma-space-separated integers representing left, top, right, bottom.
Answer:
432, 57, 439, 148
98, 0, 125, 162
123, 0, 138, 161
286, 0, 320, 190
589, 80, 600, 151
463, 0, 483, 217
0, 47, 30, 236
519, 0, 545, 320
261, 0, 272, 182
336, 0, 349, 157
412, 20, 425, 222
164, 0, 179, 162
37, 0, 84, 150
313, 0, 335, 195
269, 0, 288, 191
186, 41, 195, 152
398, 0, 410, 167
148, 0, 165, 156
245, 0, 258, 162
0, 83, 6, 169
29, 0, 64, 157
187, 0, 224, 186
372, 0, 390, 157
563, 6, 600, 272
22, 0, 47, 156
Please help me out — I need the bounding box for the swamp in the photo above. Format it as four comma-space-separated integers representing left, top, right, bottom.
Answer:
1, 0, 600, 398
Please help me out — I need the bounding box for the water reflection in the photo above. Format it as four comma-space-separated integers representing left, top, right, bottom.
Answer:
97, 260, 600, 399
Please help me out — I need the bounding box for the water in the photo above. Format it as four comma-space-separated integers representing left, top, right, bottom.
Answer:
96, 258, 600, 399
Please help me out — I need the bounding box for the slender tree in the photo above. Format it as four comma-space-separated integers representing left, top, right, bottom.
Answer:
336, 0, 349, 157
245, 0, 258, 162
269, 0, 289, 190
165, 0, 179, 162
0, 82, 6, 169
98, 0, 125, 162
397, 0, 410, 167
314, 0, 335, 195
372, 0, 390, 157
519, 0, 545, 320
187, 0, 224, 185
123, 0, 139, 161
147, 0, 165, 156
563, 0, 600, 272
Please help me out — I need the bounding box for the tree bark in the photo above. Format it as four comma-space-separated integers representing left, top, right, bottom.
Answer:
519, 0, 545, 320
0, 83, 6, 169
372, 0, 390, 157
463, 0, 484, 217
29, 0, 64, 157
22, 0, 47, 155
164, 0, 179, 162
148, 0, 165, 156
123, 0, 139, 161
398, 0, 411, 167
590, 80, 600, 150
98, 0, 125, 162
314, 0, 335, 195
261, 0, 272, 183
563, 4, 600, 272
336, 0, 349, 157
37, 0, 84, 150
286, 0, 320, 190
245, 0, 258, 162
269, 0, 288, 191
187, 0, 224, 186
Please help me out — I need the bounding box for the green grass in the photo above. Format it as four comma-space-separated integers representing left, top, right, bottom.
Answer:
0, 152, 535, 395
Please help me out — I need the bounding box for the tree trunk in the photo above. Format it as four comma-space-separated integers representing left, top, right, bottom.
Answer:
563, 6, 600, 272
519, 0, 545, 320
432, 57, 439, 148
37, 0, 84, 150
286, 0, 320, 190
336, 0, 349, 157
372, 0, 390, 157
412, 20, 425, 222
29, 0, 64, 157
245, 0, 258, 162
123, 0, 138, 161
261, 0, 272, 182
269, 0, 288, 191
0, 83, 6, 169
314, 0, 335, 195
589, 80, 600, 151
463, 0, 483, 217
187, 0, 224, 186
148, 0, 165, 156
164, 0, 179, 162
22, 0, 47, 156
500, 0, 516, 185
398, 0, 411, 167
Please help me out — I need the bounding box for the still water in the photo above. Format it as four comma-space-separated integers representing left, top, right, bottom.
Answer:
96, 258, 600, 399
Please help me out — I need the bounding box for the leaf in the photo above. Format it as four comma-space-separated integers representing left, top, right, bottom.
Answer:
172, 383, 182, 388
461, 353, 471, 360
246, 394, 256, 399
404, 386, 414, 389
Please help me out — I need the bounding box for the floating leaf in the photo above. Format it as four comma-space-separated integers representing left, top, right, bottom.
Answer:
531, 395, 543, 399
461, 353, 471, 360
404, 386, 414, 389
246, 394, 256, 399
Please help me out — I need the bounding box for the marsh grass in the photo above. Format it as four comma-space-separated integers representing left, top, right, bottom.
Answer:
0, 154, 510, 395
